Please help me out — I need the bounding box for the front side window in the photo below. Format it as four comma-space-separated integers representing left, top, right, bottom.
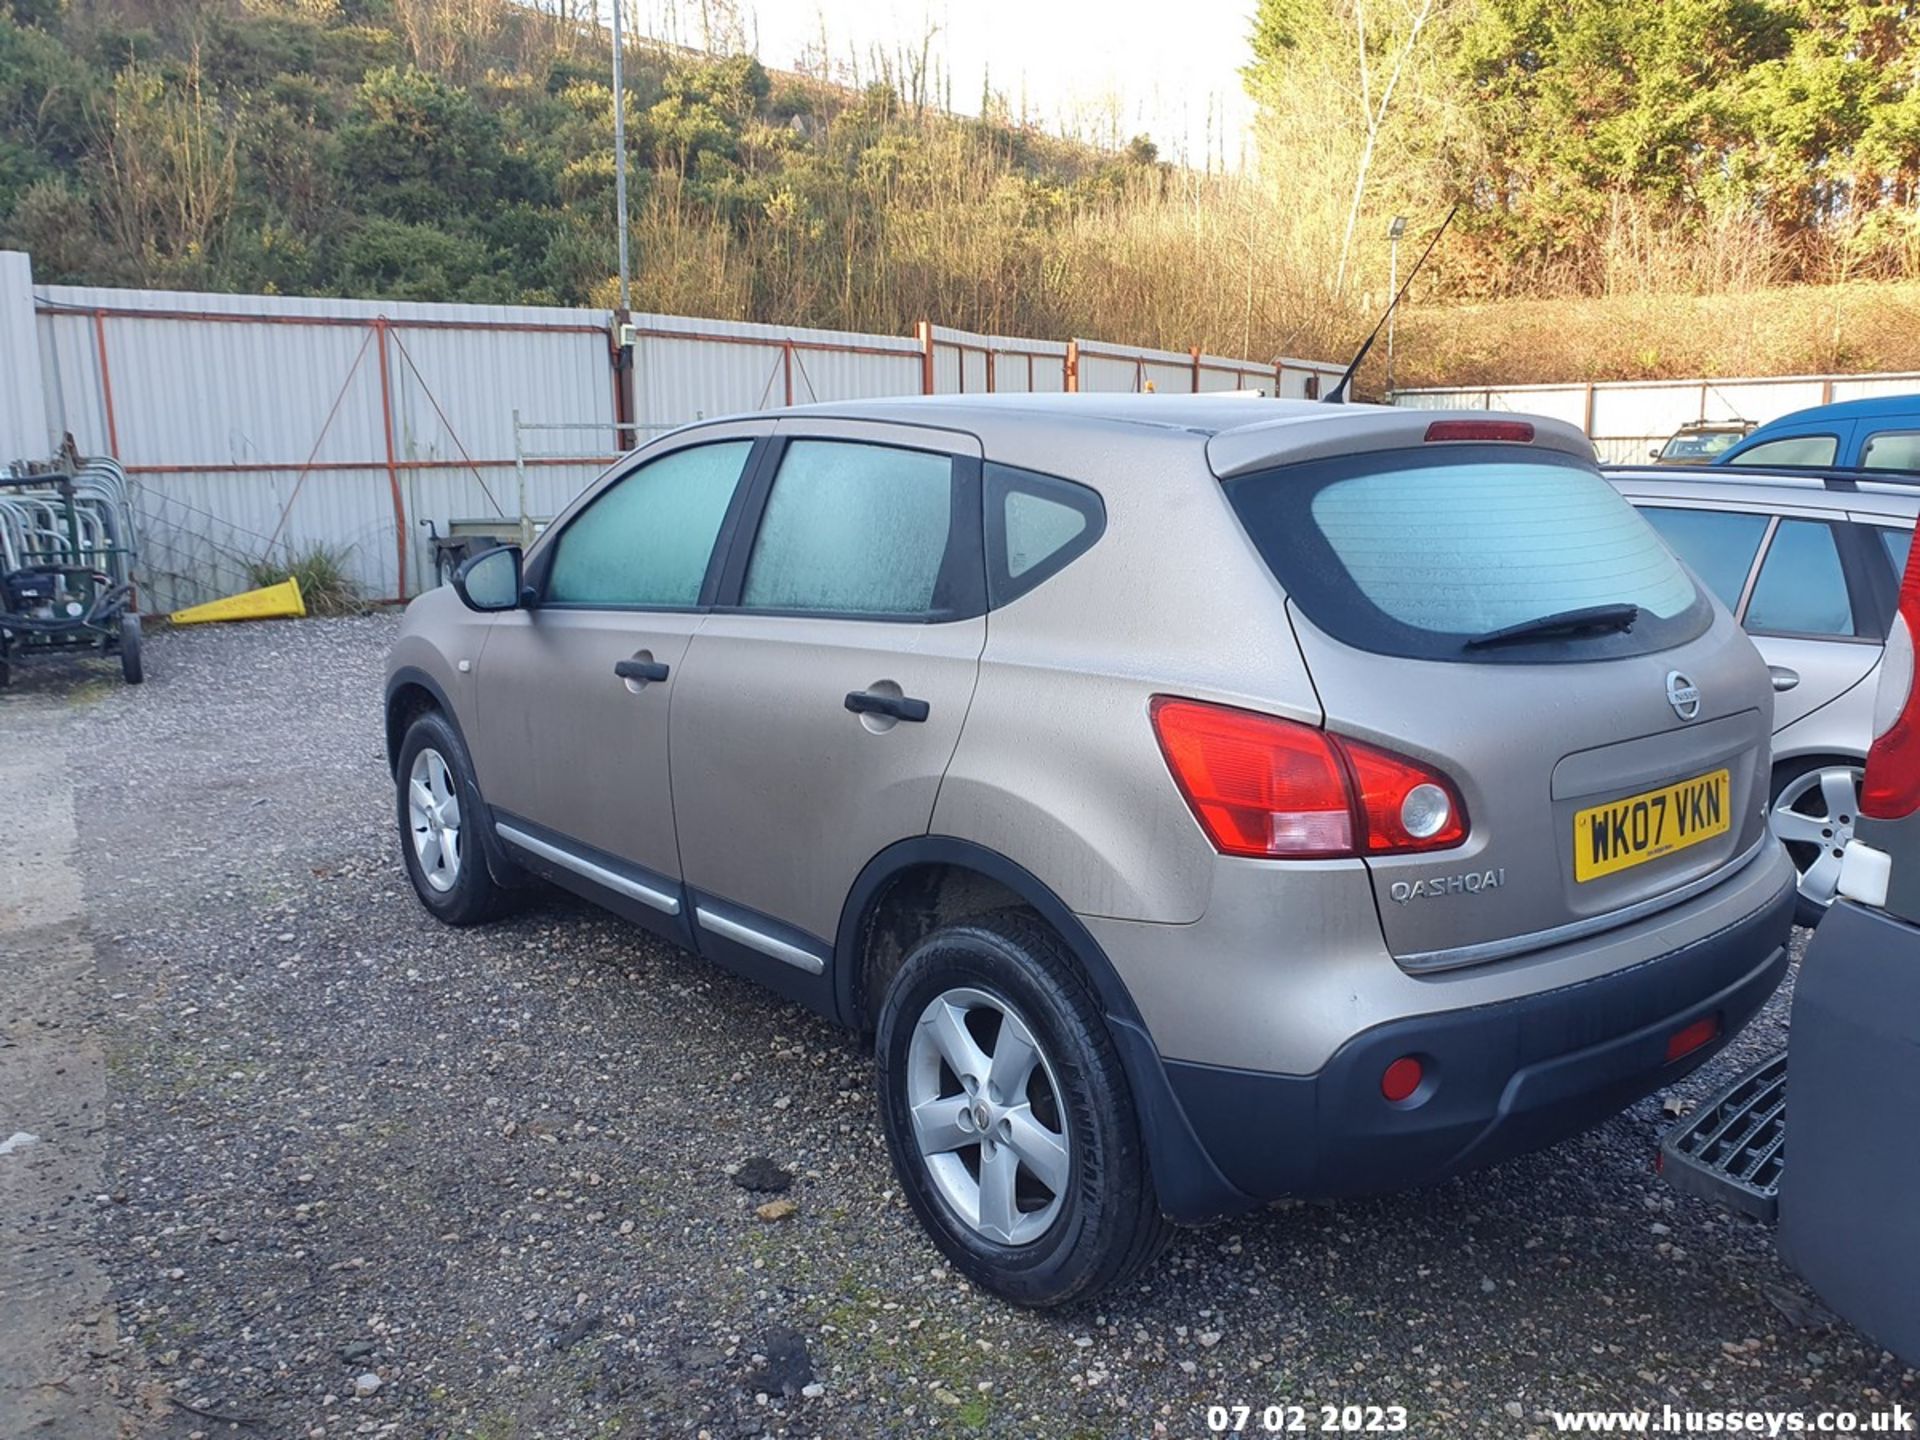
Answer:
1862, 431, 1920, 471
740, 440, 958, 617
1744, 519, 1854, 637
1734, 434, 1839, 468
545, 441, 753, 607
1224, 446, 1707, 663
1658, 429, 1745, 462
1639, 506, 1769, 610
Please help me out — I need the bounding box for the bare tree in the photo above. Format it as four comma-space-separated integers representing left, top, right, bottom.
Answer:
1332, 0, 1436, 292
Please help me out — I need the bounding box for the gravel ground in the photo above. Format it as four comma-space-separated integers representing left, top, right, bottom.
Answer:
1, 615, 1916, 1439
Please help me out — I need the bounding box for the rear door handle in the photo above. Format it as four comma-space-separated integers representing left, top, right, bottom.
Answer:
615, 658, 670, 683
1768, 665, 1800, 693
845, 689, 930, 723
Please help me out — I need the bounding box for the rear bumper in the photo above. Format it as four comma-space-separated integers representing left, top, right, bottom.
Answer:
1158, 862, 1795, 1206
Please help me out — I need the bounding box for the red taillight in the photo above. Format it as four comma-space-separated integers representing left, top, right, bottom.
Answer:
1149, 697, 1468, 859
1665, 1014, 1721, 1064
1424, 419, 1535, 443
1344, 742, 1469, 854
1863, 555, 1920, 819
1149, 698, 1353, 857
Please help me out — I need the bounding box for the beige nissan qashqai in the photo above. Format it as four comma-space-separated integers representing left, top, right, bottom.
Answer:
385, 395, 1797, 1306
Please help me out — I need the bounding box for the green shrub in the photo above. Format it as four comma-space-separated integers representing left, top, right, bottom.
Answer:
248, 542, 361, 616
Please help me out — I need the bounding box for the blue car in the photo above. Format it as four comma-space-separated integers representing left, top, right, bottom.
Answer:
1717, 392, 1920, 469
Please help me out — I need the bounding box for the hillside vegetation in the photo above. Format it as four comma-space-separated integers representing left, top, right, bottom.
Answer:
2, 0, 1918, 386
0, 0, 1372, 364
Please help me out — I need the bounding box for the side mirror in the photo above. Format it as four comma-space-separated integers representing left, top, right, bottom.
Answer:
452, 544, 523, 612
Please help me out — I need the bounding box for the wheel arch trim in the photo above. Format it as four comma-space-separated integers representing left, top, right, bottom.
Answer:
384, 665, 460, 774
833, 835, 1252, 1221
385, 665, 524, 890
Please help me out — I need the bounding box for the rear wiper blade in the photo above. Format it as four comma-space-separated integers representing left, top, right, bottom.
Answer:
1464, 602, 1640, 650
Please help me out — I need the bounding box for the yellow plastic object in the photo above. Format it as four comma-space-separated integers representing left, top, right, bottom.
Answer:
170, 576, 306, 625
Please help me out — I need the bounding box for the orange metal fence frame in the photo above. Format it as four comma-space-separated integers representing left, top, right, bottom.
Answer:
57, 302, 1323, 603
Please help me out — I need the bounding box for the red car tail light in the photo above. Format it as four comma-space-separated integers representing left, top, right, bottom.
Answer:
1149, 697, 1468, 859
1862, 538, 1920, 820
1149, 698, 1353, 857
1343, 738, 1470, 854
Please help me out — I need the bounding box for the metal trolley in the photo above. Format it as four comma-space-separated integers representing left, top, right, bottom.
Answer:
0, 452, 144, 687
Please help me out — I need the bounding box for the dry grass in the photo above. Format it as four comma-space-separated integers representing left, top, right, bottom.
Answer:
1391, 280, 1920, 391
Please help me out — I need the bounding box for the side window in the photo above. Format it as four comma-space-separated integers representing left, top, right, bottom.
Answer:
1638, 506, 1769, 611
545, 440, 753, 607
985, 462, 1105, 607
740, 440, 961, 617
1745, 519, 1854, 637
1862, 431, 1920, 471
1734, 434, 1838, 467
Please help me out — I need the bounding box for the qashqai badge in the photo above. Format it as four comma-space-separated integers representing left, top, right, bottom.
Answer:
1666, 670, 1701, 722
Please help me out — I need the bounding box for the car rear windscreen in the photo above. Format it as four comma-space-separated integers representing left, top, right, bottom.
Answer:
1223, 445, 1711, 663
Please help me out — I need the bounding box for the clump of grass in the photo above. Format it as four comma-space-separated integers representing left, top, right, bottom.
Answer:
248, 542, 362, 616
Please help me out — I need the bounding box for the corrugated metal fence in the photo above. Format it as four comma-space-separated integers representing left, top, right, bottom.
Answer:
4, 253, 1341, 611
1396, 372, 1920, 463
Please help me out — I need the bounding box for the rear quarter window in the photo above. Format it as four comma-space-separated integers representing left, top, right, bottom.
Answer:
1224, 445, 1710, 663
1731, 434, 1839, 467
1862, 431, 1920, 471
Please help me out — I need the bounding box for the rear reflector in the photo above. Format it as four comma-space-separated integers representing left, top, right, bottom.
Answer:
1666, 1015, 1722, 1064
1424, 419, 1536, 443
1381, 1056, 1425, 1103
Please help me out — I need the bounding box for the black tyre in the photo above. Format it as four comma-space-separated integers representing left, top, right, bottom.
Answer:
395, 709, 510, 925
874, 911, 1173, 1307
1768, 757, 1865, 927
119, 613, 144, 684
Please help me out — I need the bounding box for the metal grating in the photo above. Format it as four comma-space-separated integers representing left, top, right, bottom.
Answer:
1661, 1050, 1788, 1223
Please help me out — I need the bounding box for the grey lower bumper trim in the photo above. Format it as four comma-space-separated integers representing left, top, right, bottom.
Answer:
495, 823, 681, 916
1397, 833, 1776, 973
694, 907, 826, 975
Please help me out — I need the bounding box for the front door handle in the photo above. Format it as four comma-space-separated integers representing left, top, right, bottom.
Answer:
615, 658, 670, 683
845, 689, 930, 723
1769, 664, 1800, 693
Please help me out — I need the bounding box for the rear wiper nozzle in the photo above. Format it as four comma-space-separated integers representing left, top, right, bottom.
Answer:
1464, 602, 1640, 650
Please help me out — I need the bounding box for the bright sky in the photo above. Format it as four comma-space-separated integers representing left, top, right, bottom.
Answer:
638, 0, 1262, 170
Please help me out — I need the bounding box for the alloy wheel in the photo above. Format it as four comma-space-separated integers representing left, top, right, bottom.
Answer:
407, 746, 463, 893
904, 986, 1072, 1246
1769, 765, 1864, 910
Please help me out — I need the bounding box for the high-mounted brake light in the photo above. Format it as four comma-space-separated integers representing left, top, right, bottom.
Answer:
1862, 528, 1920, 821
1149, 697, 1468, 859
1423, 420, 1535, 443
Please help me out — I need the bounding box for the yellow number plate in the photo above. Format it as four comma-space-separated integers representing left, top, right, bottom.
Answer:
1573, 768, 1731, 882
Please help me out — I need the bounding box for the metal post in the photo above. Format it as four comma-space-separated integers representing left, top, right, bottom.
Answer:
1386, 216, 1406, 398
93, 311, 121, 459
512, 408, 531, 548
917, 320, 935, 394
373, 317, 409, 602
610, 0, 630, 313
